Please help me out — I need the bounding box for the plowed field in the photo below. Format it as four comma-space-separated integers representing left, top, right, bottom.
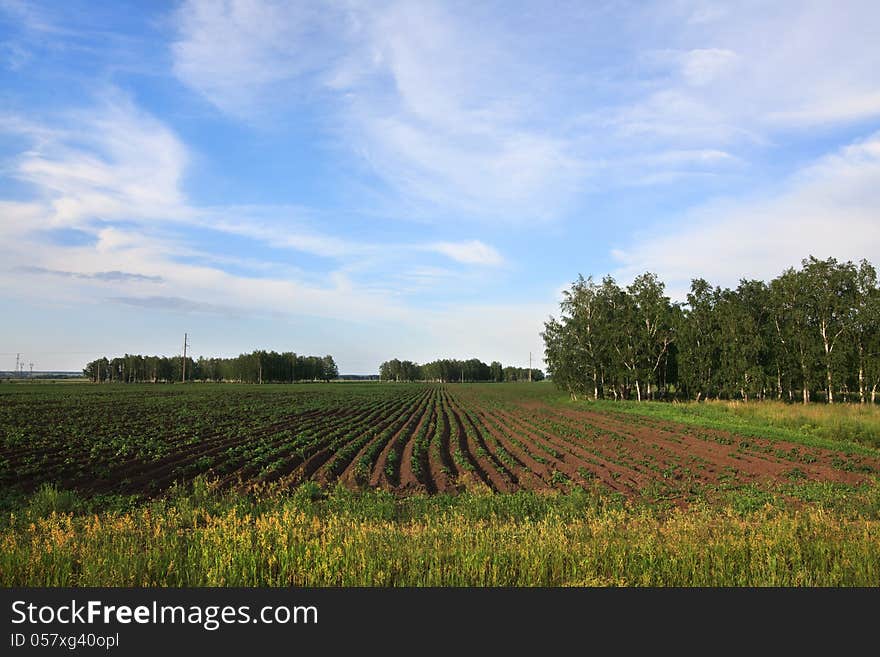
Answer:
2, 383, 877, 501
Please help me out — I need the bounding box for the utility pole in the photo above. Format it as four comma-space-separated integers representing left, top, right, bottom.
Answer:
529, 352, 532, 382
15, 353, 20, 379
181, 333, 189, 383
29, 362, 33, 378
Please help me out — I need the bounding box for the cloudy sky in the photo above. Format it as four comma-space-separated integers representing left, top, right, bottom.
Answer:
2, 0, 879, 373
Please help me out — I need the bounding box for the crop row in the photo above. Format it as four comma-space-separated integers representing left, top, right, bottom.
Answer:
3, 382, 877, 500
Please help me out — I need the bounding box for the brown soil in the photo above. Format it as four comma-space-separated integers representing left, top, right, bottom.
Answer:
518, 401, 878, 487
8, 386, 879, 503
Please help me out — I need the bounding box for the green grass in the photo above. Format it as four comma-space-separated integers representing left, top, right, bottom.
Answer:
3, 478, 880, 586
573, 398, 880, 455
706, 400, 880, 446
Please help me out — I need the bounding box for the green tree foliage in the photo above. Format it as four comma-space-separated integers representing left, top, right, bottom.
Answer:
544, 256, 880, 404
502, 366, 544, 382
628, 273, 675, 401
377, 358, 543, 383
84, 351, 338, 383
378, 359, 421, 381
853, 261, 880, 403
676, 278, 717, 402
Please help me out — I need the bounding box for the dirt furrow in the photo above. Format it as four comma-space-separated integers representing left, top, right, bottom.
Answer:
520, 403, 874, 486
492, 407, 646, 494
447, 392, 520, 486
262, 393, 426, 489
427, 397, 456, 492
443, 393, 508, 492
464, 407, 555, 491
322, 388, 434, 488
398, 396, 437, 493
369, 391, 435, 489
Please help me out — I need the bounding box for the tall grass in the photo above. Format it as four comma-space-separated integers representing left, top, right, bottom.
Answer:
586, 398, 880, 453
3, 483, 879, 586
708, 400, 880, 447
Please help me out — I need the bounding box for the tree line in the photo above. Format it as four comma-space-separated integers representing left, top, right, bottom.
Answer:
543, 256, 880, 404
379, 358, 544, 383
83, 351, 338, 384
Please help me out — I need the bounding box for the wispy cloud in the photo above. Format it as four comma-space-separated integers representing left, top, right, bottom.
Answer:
0, 0, 64, 34
612, 131, 880, 296
195, 209, 506, 268
426, 240, 503, 266
611, 1, 880, 143
6, 91, 189, 230
0, 91, 507, 332
679, 48, 739, 86
15, 266, 163, 283
110, 295, 241, 316
765, 92, 880, 127
1, 41, 29, 70
169, 1, 880, 224
171, 0, 587, 222
203, 212, 368, 260
172, 0, 350, 118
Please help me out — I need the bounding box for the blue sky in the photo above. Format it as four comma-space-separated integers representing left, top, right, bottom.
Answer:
2, 0, 879, 373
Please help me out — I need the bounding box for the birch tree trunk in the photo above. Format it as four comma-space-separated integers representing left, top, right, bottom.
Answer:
821, 320, 834, 404
858, 343, 866, 404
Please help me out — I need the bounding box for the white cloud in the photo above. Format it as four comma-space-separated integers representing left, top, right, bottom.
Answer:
0, 201, 44, 239
612, 131, 880, 296
765, 92, 880, 127
195, 209, 506, 267
357, 115, 583, 220
0, 0, 64, 34
1, 41, 29, 70
599, 2, 880, 154
680, 48, 738, 86
202, 211, 368, 259
420, 301, 554, 369
169, 1, 880, 219
171, 0, 350, 117
171, 0, 586, 222
685, 2, 728, 25
646, 149, 735, 165
427, 240, 503, 266
0, 93, 510, 338
643, 47, 739, 87
8, 92, 189, 230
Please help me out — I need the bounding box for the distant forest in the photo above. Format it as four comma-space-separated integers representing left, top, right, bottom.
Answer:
379, 358, 544, 383
543, 256, 880, 404
83, 351, 338, 383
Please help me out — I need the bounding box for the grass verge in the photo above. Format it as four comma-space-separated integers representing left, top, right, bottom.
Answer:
3, 478, 879, 586
571, 399, 880, 455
